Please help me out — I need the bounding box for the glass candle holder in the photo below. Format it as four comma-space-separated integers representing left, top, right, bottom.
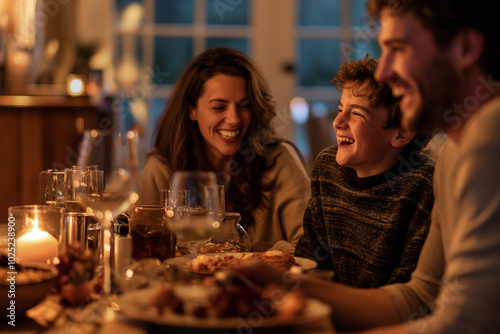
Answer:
8, 205, 64, 264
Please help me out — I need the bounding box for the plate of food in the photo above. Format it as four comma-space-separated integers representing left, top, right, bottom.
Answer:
116, 280, 331, 334
165, 251, 317, 275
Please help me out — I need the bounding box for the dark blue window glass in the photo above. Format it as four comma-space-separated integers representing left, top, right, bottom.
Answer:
207, 0, 249, 25
155, 0, 193, 24
299, 39, 341, 87
154, 37, 193, 85
351, 0, 370, 27
149, 98, 168, 141
205, 38, 248, 54
298, 0, 340, 27
352, 39, 381, 60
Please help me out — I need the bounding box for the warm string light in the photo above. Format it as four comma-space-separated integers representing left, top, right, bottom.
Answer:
67, 74, 86, 96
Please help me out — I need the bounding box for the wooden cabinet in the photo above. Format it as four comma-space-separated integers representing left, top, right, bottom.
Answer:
0, 95, 108, 216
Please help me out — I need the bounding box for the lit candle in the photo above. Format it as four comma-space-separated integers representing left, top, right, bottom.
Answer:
17, 218, 58, 264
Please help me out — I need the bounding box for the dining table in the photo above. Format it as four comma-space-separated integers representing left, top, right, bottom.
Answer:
1, 285, 336, 334
2, 201, 337, 334
1, 231, 337, 334
2, 308, 336, 334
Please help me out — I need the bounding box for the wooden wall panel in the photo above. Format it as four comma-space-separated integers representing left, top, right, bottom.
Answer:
0, 96, 105, 216
0, 111, 21, 215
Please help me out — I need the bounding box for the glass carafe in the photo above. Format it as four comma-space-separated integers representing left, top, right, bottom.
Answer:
198, 212, 251, 253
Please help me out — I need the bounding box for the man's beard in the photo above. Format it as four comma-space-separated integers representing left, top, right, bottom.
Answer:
405, 57, 460, 137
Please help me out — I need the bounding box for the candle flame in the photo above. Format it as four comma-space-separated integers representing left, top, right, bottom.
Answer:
26, 217, 40, 233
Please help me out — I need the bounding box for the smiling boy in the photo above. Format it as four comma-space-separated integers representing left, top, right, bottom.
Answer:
295, 56, 435, 288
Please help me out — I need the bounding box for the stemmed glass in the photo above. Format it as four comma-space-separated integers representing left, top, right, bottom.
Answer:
75, 129, 140, 296
166, 171, 221, 256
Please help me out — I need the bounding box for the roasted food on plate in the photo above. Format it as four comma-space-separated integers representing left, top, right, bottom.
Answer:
186, 250, 297, 273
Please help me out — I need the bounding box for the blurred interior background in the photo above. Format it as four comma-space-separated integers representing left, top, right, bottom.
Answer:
0, 0, 383, 214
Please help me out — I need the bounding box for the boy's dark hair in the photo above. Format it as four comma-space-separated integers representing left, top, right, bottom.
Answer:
332, 55, 429, 156
367, 0, 500, 80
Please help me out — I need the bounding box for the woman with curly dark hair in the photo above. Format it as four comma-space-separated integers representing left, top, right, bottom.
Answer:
139, 47, 310, 252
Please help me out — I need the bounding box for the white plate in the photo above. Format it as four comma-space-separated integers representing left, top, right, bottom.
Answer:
165, 252, 318, 272
117, 287, 331, 333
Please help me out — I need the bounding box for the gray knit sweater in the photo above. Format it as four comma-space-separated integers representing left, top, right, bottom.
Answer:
295, 146, 435, 288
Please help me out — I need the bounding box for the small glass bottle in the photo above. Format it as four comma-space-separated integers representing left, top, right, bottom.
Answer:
114, 224, 132, 278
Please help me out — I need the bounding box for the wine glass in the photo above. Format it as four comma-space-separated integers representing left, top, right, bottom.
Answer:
166, 171, 221, 256
75, 129, 140, 296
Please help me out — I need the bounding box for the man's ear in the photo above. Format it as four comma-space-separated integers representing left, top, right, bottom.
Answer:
391, 127, 414, 148
188, 106, 197, 121
449, 28, 484, 70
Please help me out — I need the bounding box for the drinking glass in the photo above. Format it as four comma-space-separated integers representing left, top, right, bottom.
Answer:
129, 205, 175, 261
64, 166, 103, 213
74, 129, 140, 295
167, 171, 221, 256
39, 169, 65, 207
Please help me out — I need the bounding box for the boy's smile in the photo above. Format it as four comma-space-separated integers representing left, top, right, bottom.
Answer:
333, 84, 401, 178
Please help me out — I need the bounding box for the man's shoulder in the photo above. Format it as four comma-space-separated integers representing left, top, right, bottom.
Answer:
464, 96, 500, 145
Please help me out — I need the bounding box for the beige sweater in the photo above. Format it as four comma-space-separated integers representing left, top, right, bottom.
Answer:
138, 142, 311, 253
381, 97, 500, 333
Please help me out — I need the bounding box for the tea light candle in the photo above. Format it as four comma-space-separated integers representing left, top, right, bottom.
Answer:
17, 219, 58, 264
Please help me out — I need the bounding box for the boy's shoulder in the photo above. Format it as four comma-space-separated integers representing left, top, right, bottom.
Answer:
401, 152, 435, 177
312, 146, 346, 176
312, 146, 341, 168
385, 153, 435, 190
317, 145, 339, 160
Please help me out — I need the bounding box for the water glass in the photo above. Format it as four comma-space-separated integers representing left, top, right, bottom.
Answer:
167, 171, 220, 256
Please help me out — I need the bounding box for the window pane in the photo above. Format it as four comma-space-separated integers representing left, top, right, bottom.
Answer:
352, 39, 381, 60
305, 100, 338, 155
205, 38, 248, 54
207, 0, 249, 25
154, 37, 193, 85
155, 0, 193, 24
298, 0, 340, 27
298, 39, 340, 87
150, 98, 167, 135
351, 0, 369, 27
